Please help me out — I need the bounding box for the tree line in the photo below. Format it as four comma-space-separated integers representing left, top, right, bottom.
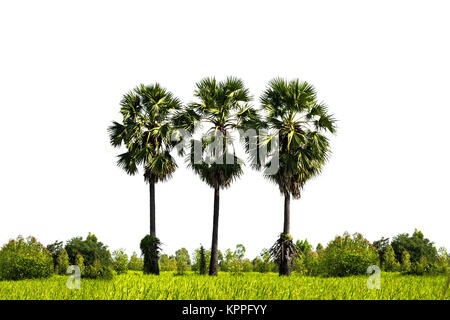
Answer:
2, 228, 447, 281
108, 76, 336, 276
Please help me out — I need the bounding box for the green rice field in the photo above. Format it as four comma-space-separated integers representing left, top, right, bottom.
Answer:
0, 271, 448, 300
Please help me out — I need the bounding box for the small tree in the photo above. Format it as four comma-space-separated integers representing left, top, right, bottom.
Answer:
383, 245, 400, 272
199, 245, 206, 275
112, 249, 129, 275
412, 256, 428, 275
75, 253, 85, 275
175, 248, 191, 275
401, 250, 411, 273
46, 241, 63, 270
128, 252, 144, 271
56, 248, 70, 275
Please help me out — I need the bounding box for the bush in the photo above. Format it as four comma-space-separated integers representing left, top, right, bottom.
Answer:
401, 250, 411, 273
383, 246, 400, 272
128, 252, 144, 271
175, 248, 191, 275
46, 240, 64, 271
391, 229, 438, 274
0, 236, 53, 280
199, 245, 207, 275
112, 249, 128, 275
65, 233, 113, 279
56, 248, 70, 275
320, 232, 379, 277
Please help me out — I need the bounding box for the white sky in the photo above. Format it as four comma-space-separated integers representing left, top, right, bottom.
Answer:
0, 0, 449, 260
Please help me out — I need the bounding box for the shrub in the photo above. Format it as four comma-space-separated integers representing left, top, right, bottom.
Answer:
75, 253, 85, 275
383, 246, 400, 272
159, 254, 176, 271
401, 250, 411, 273
0, 236, 53, 280
320, 232, 379, 277
175, 248, 191, 275
112, 249, 129, 275
411, 256, 428, 275
46, 240, 64, 270
391, 229, 438, 274
56, 248, 70, 275
128, 252, 144, 271
198, 245, 207, 275
65, 233, 113, 279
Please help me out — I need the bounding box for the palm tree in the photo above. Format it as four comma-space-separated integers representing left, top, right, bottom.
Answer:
108, 83, 182, 275
173, 76, 257, 275
260, 78, 336, 276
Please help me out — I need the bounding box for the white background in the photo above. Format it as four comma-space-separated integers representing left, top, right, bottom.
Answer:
1, 0, 449, 259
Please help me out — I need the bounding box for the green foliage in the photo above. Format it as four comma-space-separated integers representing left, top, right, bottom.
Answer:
436, 247, 449, 274
65, 233, 113, 279
412, 256, 428, 275
373, 237, 390, 266
296, 239, 312, 255
46, 240, 63, 270
1, 272, 447, 300
175, 248, 191, 275
401, 250, 411, 273
159, 254, 176, 271
320, 232, 379, 277
391, 229, 438, 274
112, 249, 129, 275
56, 248, 69, 275
0, 236, 53, 280
75, 253, 85, 275
108, 83, 182, 183
140, 235, 161, 275
382, 246, 400, 272
128, 252, 144, 271
259, 78, 336, 199
316, 243, 323, 251
253, 249, 277, 273
199, 245, 207, 275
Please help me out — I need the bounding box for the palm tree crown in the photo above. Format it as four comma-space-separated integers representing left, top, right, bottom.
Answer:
175, 76, 257, 189
260, 78, 336, 198
108, 83, 182, 182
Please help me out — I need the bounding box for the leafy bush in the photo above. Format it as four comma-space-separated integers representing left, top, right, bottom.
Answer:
46, 240, 64, 271
412, 256, 428, 275
401, 250, 411, 273
175, 248, 191, 275
253, 249, 277, 273
320, 232, 379, 277
65, 233, 113, 279
56, 248, 69, 275
391, 229, 438, 274
112, 249, 128, 275
383, 246, 400, 272
128, 252, 144, 271
0, 236, 53, 280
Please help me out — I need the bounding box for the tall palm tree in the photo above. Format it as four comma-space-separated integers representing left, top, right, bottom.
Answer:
108, 83, 182, 275
173, 76, 257, 276
260, 78, 336, 276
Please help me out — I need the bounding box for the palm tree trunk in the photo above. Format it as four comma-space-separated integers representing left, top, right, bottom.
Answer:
150, 182, 156, 237
280, 193, 292, 276
149, 181, 159, 275
209, 186, 220, 276
283, 194, 290, 235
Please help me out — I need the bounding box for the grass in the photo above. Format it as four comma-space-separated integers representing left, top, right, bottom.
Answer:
0, 271, 448, 300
